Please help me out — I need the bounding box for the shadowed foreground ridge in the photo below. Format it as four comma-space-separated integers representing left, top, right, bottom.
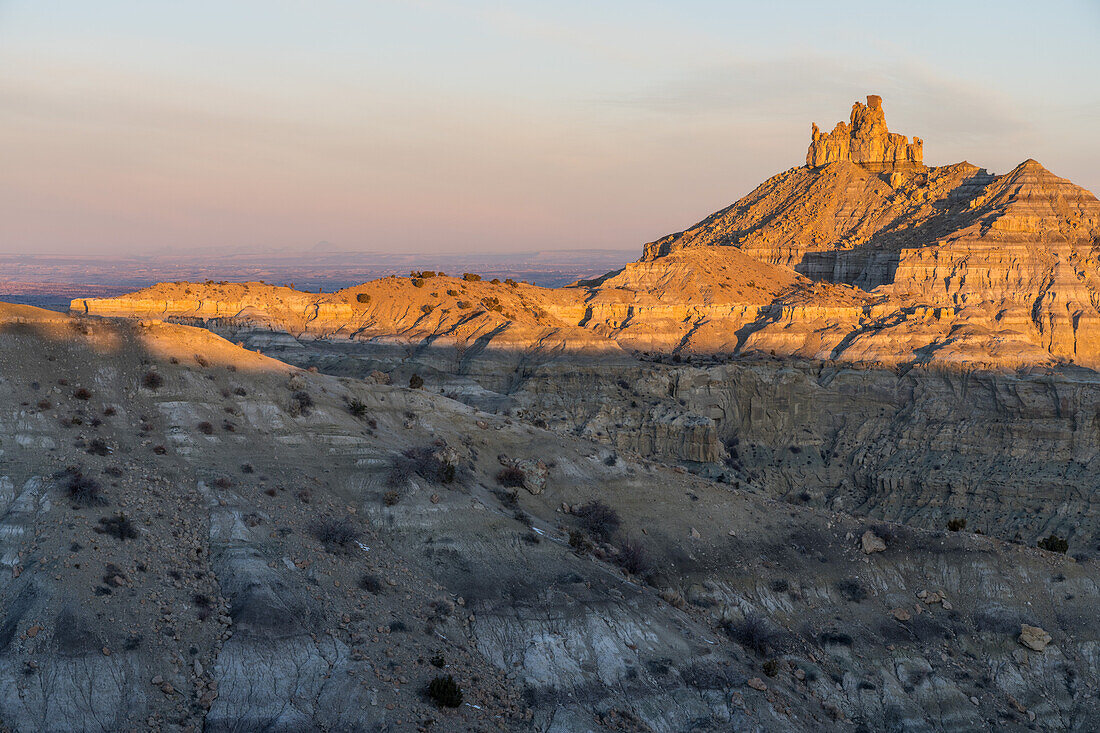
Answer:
11, 95, 1097, 731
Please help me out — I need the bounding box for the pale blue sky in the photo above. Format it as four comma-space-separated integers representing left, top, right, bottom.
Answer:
1, 0, 1097, 255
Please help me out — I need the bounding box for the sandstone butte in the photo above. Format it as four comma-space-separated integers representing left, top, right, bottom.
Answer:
73, 95, 1100, 372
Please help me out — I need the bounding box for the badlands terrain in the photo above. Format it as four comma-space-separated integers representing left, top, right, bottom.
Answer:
1, 96, 1097, 731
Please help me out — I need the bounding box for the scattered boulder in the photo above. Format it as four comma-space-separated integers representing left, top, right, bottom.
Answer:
746, 677, 767, 692
861, 530, 886, 554
1019, 624, 1052, 652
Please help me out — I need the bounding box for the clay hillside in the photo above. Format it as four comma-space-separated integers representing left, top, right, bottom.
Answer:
3, 270, 1098, 733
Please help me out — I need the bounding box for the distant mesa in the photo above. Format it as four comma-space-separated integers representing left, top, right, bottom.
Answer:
807, 94, 923, 171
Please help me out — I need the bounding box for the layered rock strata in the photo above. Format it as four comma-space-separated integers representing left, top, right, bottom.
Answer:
806, 94, 923, 170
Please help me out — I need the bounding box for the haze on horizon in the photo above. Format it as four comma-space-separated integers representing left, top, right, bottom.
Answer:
1, 0, 1098, 258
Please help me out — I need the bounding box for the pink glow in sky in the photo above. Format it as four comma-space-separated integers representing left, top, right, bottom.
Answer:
1, 1, 1097, 256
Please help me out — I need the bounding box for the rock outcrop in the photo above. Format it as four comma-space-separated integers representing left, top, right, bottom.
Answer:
806, 95, 923, 170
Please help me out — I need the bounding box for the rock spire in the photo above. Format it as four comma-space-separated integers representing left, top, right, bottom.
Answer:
806, 95, 923, 170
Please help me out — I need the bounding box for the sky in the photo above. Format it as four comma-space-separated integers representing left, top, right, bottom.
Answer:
1, 0, 1098, 256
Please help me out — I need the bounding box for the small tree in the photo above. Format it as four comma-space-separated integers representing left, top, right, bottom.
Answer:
409, 374, 424, 389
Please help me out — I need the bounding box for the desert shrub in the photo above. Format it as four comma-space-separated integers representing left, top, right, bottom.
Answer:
295, 489, 312, 503
496, 465, 526, 488
359, 573, 384, 594
387, 445, 455, 487
311, 517, 361, 551
568, 530, 593, 554
411, 278, 425, 287
480, 296, 503, 313
426, 675, 463, 708
37, 399, 52, 410
194, 354, 209, 367
289, 390, 314, 416
446, 289, 458, 296
615, 536, 649, 575
213, 477, 234, 489
462, 273, 481, 282
574, 500, 621, 540
947, 517, 967, 532
836, 578, 868, 603
73, 388, 92, 401
241, 463, 254, 474
197, 421, 214, 435
383, 490, 400, 506
356, 293, 371, 304
1038, 534, 1069, 554
142, 370, 164, 390
408, 373, 424, 389
723, 614, 781, 656
86, 438, 112, 456
405, 446, 456, 483
65, 470, 106, 506
762, 659, 781, 677
347, 398, 368, 418
493, 489, 519, 508
95, 513, 138, 540
420, 304, 434, 315
103, 406, 116, 416
430, 654, 445, 668
770, 578, 789, 593
152, 445, 167, 455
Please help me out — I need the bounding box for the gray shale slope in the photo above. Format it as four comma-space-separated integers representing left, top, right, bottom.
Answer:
0, 305, 1098, 732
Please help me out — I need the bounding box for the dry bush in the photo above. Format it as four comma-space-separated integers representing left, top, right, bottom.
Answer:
95, 513, 138, 540
65, 469, 106, 506
426, 675, 462, 708
142, 370, 164, 390
312, 517, 361, 551
723, 614, 782, 656
359, 573, 384, 593
574, 500, 620, 540
86, 438, 112, 456
615, 536, 649, 576
495, 466, 526, 489
288, 390, 314, 416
